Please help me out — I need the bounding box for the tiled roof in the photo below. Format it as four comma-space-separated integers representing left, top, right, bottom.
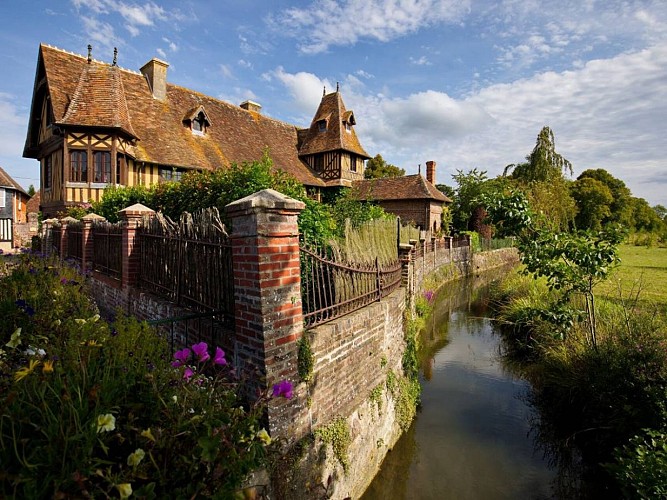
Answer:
353, 174, 452, 203
298, 91, 370, 158
0, 166, 28, 195
31, 44, 325, 187
26, 191, 40, 213
60, 59, 136, 137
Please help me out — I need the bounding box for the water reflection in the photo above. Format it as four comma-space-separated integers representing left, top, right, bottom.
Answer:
362, 270, 557, 500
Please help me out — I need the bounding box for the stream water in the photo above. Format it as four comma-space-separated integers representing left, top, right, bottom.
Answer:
362, 271, 558, 499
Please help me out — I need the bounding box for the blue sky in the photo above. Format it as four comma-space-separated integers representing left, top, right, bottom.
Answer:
1, 0, 666, 205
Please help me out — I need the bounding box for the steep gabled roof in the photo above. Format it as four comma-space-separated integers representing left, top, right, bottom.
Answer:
298, 91, 370, 158
26, 44, 325, 187
353, 174, 452, 203
59, 57, 136, 137
0, 166, 29, 196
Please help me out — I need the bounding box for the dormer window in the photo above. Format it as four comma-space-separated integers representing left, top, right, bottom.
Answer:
344, 121, 352, 133
317, 120, 327, 133
184, 106, 211, 136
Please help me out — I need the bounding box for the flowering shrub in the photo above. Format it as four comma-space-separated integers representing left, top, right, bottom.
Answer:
0, 251, 288, 498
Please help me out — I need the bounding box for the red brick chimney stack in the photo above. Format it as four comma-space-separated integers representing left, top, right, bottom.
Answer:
426, 160, 436, 185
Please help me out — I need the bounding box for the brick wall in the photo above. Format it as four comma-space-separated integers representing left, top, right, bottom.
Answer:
306, 288, 405, 428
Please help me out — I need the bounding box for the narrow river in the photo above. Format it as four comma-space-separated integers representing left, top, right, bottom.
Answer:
362, 271, 557, 499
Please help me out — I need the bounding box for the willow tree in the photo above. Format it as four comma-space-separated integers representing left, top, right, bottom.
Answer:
504, 126, 573, 182
504, 126, 576, 231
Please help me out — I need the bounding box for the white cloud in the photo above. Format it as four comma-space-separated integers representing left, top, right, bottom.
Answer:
219, 64, 234, 79
356, 69, 374, 79
266, 67, 330, 115
80, 16, 121, 54
71, 0, 177, 42
0, 93, 28, 157
238, 59, 253, 69
352, 42, 667, 204
270, 0, 472, 54
409, 56, 432, 66
162, 37, 178, 52
156, 48, 166, 59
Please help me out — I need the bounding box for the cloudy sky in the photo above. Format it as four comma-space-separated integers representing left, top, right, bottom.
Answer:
1, 0, 665, 205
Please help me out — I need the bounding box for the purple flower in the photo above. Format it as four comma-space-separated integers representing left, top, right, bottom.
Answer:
183, 367, 194, 381
60, 277, 68, 285
192, 342, 210, 363
171, 348, 191, 368
214, 347, 227, 366
272, 380, 294, 399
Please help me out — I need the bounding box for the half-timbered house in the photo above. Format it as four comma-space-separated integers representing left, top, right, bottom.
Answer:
0, 167, 31, 251
23, 44, 370, 217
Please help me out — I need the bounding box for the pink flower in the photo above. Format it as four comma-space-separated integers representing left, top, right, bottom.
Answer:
214, 347, 227, 366
192, 342, 210, 363
183, 367, 194, 381
272, 380, 293, 399
171, 348, 191, 368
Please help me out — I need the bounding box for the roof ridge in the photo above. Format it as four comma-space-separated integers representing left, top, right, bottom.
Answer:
166, 82, 300, 130
41, 43, 141, 75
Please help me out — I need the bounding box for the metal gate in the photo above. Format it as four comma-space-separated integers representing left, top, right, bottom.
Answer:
0, 218, 12, 244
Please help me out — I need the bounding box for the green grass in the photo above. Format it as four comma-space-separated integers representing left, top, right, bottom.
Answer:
595, 244, 667, 313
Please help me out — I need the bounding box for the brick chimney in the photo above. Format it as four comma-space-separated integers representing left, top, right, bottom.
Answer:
426, 160, 436, 185
240, 100, 262, 113
140, 58, 169, 101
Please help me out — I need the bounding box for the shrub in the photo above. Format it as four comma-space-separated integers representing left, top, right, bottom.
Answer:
0, 252, 278, 498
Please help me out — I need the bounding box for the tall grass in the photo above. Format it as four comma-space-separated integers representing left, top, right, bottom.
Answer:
491, 267, 667, 496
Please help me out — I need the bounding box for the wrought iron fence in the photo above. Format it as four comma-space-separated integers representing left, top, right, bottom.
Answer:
92, 221, 123, 280
300, 244, 403, 328
66, 221, 83, 262
480, 237, 515, 251
50, 224, 61, 256
139, 210, 234, 323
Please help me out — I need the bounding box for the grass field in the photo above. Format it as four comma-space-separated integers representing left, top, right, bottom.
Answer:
595, 244, 667, 313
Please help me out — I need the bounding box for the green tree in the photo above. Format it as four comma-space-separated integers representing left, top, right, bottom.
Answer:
484, 189, 624, 347
654, 204, 667, 222
504, 126, 573, 182
630, 197, 664, 233
364, 154, 405, 179
570, 176, 614, 230
450, 168, 489, 232
578, 169, 633, 226
27, 184, 36, 197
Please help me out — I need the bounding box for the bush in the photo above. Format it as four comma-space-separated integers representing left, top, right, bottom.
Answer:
607, 428, 667, 498
0, 252, 278, 498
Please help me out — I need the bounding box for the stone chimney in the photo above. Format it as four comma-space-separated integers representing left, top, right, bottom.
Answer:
426, 160, 436, 185
240, 100, 262, 113
140, 58, 169, 101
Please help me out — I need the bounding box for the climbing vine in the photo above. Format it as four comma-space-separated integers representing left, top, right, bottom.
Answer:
297, 334, 314, 383
315, 416, 351, 474
369, 384, 384, 415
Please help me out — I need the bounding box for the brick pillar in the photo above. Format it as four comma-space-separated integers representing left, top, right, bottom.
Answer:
41, 218, 57, 255
82, 213, 106, 273
60, 216, 78, 258
225, 189, 308, 443
399, 243, 414, 313
119, 203, 154, 288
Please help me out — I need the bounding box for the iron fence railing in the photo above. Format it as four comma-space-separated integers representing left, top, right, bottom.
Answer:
66, 221, 83, 262
92, 221, 122, 280
50, 224, 61, 256
300, 244, 403, 328
139, 211, 234, 322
